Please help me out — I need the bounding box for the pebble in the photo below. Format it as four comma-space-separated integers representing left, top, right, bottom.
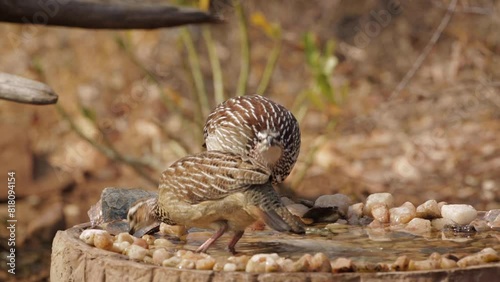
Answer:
80, 229, 108, 246
94, 232, 114, 251
491, 214, 500, 230
133, 238, 149, 249
364, 193, 394, 216
440, 257, 458, 269
314, 194, 352, 216
116, 232, 134, 244
279, 258, 295, 272
348, 203, 364, 219
152, 248, 173, 265
441, 204, 478, 225
371, 203, 390, 223
457, 248, 499, 267
223, 263, 237, 272
245, 253, 281, 273
227, 255, 250, 271
195, 257, 216, 270
125, 244, 148, 261
390, 202, 416, 225
111, 241, 130, 253
162, 256, 181, 267
141, 235, 156, 245
160, 223, 187, 237
416, 199, 441, 219
286, 204, 310, 218
431, 218, 455, 230
330, 257, 355, 273
405, 218, 431, 233
408, 259, 439, 271
325, 223, 349, 234
484, 209, 500, 223
391, 255, 409, 271
178, 259, 195, 269
154, 238, 174, 248
310, 252, 332, 272
293, 254, 312, 272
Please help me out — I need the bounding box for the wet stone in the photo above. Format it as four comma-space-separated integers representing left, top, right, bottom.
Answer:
364, 193, 394, 216
416, 199, 441, 219
405, 218, 431, 233
457, 248, 499, 267
441, 204, 478, 225
432, 218, 455, 230
371, 203, 390, 223
390, 202, 416, 225
331, 258, 355, 273
314, 194, 352, 216
286, 203, 310, 218
391, 255, 410, 271
88, 187, 158, 225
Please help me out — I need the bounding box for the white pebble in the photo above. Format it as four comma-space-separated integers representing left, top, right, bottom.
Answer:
196, 257, 216, 270
457, 248, 499, 267
348, 203, 364, 218
162, 256, 181, 267
79, 229, 108, 246
364, 193, 394, 216
405, 218, 431, 233
116, 232, 134, 244
246, 253, 280, 273
223, 263, 237, 272
416, 199, 441, 219
125, 244, 148, 261
431, 218, 455, 230
152, 248, 172, 265
441, 204, 477, 225
371, 203, 390, 223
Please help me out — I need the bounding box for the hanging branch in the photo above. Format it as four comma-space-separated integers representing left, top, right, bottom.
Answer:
0, 0, 220, 29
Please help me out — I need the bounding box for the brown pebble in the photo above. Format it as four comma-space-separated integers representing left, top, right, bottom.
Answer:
408, 259, 440, 271
141, 235, 156, 245
133, 238, 148, 249
457, 248, 499, 267
440, 257, 458, 269
94, 233, 114, 251
391, 255, 409, 271
331, 257, 355, 273
311, 253, 332, 272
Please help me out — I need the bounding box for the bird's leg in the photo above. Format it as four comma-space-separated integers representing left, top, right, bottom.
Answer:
227, 230, 244, 255
195, 222, 228, 253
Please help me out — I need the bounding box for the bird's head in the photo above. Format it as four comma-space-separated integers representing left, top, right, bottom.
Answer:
254, 129, 283, 167
127, 197, 159, 236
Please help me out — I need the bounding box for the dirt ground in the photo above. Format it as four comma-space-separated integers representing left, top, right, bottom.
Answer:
0, 1, 499, 281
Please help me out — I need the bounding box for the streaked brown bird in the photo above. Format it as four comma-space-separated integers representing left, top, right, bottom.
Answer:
127, 151, 304, 254
203, 95, 301, 185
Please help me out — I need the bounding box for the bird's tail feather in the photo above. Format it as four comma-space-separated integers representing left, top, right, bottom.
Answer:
246, 184, 305, 234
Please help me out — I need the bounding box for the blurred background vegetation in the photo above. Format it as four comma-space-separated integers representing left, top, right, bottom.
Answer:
0, 0, 499, 280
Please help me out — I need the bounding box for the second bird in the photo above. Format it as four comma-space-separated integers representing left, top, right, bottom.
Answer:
128, 151, 305, 254
203, 95, 301, 184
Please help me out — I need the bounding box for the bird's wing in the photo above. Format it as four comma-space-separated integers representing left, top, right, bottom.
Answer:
159, 151, 271, 203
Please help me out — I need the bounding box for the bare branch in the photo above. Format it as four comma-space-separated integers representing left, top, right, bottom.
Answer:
0, 0, 220, 29
0, 72, 58, 105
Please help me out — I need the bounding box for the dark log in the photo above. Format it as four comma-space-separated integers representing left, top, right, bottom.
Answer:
0, 73, 58, 105
0, 0, 220, 29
